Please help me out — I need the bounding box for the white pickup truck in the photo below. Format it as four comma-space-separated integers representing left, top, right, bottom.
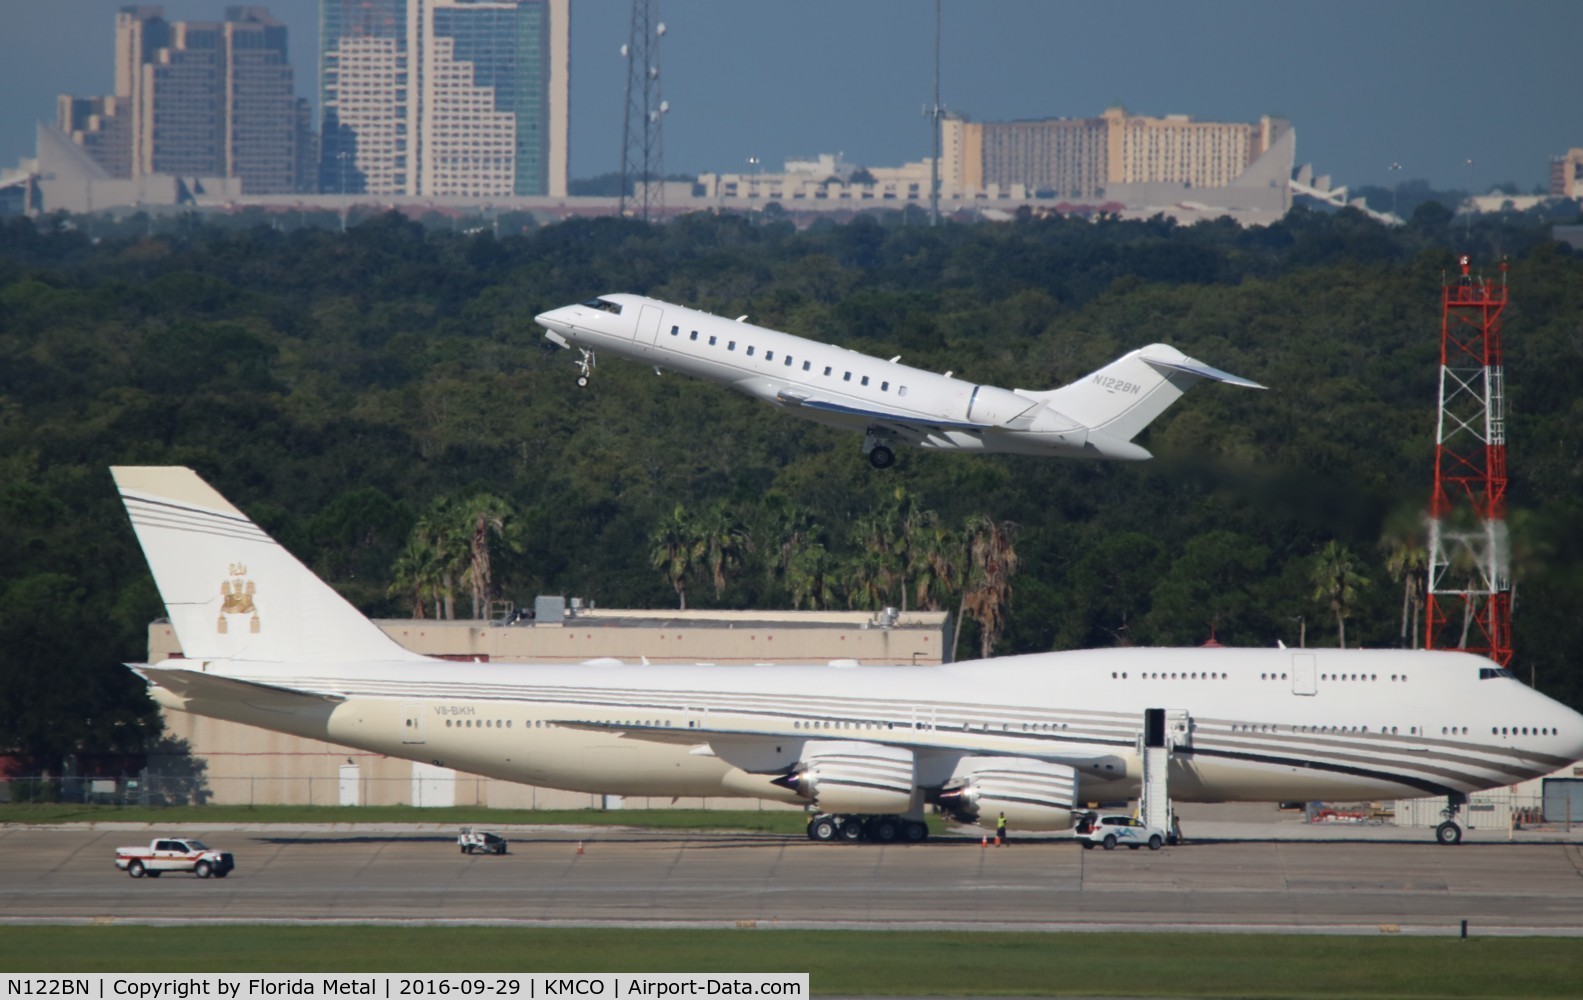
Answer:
115, 838, 235, 879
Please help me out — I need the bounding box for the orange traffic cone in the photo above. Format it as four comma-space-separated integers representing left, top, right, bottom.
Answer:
981, 835, 987, 849
576, 841, 584, 855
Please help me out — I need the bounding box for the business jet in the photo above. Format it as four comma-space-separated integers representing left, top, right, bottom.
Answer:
535, 295, 1263, 468
113, 466, 1583, 845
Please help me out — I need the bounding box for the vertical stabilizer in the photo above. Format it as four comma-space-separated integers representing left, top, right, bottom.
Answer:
112, 467, 427, 663
1025, 344, 1262, 445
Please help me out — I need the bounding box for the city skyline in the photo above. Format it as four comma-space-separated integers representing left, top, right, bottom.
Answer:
3, 0, 1578, 196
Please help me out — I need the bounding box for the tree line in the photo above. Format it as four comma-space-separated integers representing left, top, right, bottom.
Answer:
2, 199, 1582, 773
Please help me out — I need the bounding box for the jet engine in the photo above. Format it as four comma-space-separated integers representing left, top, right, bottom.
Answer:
933, 757, 1078, 832
770, 740, 915, 815
964, 385, 1038, 427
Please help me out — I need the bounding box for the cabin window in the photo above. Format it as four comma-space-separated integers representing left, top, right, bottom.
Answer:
708, 335, 717, 346
843, 372, 852, 381
881, 381, 889, 391
670, 325, 679, 336
728, 340, 737, 351
899, 386, 908, 397
786, 356, 795, 367
824, 366, 833, 376
690, 330, 699, 341
764, 350, 773, 361
746, 346, 755, 357
802, 361, 811, 371
861, 376, 870, 386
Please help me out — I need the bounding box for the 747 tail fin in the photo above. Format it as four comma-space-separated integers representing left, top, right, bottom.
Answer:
112, 467, 427, 663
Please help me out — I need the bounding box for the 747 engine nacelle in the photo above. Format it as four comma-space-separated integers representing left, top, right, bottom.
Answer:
769, 740, 914, 815
933, 756, 1078, 832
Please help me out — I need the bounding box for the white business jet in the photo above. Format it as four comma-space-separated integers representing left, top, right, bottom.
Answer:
114, 466, 1583, 845
535, 294, 1263, 468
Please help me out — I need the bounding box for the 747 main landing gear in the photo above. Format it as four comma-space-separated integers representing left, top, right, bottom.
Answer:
806, 813, 927, 843
573, 348, 596, 388
1436, 792, 1468, 845
862, 430, 896, 470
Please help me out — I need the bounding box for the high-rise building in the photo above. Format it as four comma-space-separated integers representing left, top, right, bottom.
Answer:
321, 0, 569, 198
60, 5, 300, 195
944, 107, 1290, 201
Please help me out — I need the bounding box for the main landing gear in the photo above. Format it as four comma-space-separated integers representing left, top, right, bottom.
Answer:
806, 813, 927, 844
862, 430, 896, 470
574, 348, 596, 388
1436, 792, 1468, 845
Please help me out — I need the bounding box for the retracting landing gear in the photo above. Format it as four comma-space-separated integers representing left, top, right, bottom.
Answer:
574, 348, 596, 388
862, 430, 895, 470
1436, 792, 1468, 845
805, 813, 927, 843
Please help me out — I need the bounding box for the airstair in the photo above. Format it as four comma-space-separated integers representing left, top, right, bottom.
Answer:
1138, 708, 1183, 838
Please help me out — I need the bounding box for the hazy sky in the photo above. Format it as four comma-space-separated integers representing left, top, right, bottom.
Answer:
4, 0, 1576, 193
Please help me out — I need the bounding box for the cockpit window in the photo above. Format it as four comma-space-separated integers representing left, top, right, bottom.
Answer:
582, 298, 623, 314
1479, 667, 1517, 680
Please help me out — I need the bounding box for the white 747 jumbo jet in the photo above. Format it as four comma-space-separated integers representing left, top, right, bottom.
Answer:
535, 294, 1264, 468
114, 466, 1583, 846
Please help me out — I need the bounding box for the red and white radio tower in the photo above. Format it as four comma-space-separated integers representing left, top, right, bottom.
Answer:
1425, 255, 1512, 664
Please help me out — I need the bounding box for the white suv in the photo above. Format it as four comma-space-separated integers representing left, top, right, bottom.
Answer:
1074, 814, 1166, 851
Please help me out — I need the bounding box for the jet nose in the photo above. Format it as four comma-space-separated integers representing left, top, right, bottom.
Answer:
535, 305, 573, 330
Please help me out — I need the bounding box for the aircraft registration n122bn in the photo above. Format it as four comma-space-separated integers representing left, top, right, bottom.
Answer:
113, 467, 1583, 845
536, 294, 1263, 468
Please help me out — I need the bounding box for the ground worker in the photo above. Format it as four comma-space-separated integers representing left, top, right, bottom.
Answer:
996, 811, 1008, 846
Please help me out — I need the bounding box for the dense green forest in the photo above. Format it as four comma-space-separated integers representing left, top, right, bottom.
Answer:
3, 202, 1582, 768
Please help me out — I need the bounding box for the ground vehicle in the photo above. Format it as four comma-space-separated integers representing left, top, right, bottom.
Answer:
1074, 814, 1166, 851
458, 828, 509, 855
115, 838, 235, 878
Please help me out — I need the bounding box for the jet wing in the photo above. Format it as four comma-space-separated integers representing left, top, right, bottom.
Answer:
776, 391, 991, 431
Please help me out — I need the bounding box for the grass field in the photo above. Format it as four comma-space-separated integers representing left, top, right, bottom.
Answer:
0, 927, 1577, 998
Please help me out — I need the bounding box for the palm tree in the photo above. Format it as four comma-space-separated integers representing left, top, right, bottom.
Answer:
957, 516, 1020, 659
388, 535, 445, 618
403, 498, 465, 620
650, 504, 702, 610
1379, 516, 1428, 649
458, 493, 513, 620
910, 516, 961, 613
696, 500, 751, 602
1311, 540, 1368, 649
787, 542, 839, 610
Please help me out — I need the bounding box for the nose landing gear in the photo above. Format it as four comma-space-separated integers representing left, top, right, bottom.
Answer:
574, 348, 596, 388
1436, 792, 1467, 845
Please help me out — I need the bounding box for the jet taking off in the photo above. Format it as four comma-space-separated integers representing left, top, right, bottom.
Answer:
536, 294, 1263, 468
114, 467, 1583, 846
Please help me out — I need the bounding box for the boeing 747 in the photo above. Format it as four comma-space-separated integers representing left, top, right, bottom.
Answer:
535, 295, 1263, 468
113, 466, 1583, 845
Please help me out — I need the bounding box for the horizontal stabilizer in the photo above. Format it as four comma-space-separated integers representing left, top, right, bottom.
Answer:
135, 664, 346, 707
1142, 354, 1265, 389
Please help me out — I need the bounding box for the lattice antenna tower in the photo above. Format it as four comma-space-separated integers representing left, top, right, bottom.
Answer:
1425, 255, 1513, 665
619, 0, 667, 221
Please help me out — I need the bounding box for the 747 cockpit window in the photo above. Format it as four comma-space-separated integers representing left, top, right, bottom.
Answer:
582, 299, 624, 314
1479, 667, 1517, 680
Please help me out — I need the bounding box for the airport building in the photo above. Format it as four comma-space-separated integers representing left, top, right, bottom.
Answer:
321, 0, 570, 198
143, 605, 950, 809
58, 5, 306, 196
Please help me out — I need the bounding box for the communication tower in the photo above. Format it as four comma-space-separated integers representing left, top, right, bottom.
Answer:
619, 0, 667, 221
1425, 256, 1512, 664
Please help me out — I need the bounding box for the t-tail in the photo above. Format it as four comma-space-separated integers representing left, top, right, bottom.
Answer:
111, 467, 426, 663
1020, 344, 1264, 460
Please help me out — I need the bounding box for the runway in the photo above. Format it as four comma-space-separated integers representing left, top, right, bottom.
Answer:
5, 814, 1583, 935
